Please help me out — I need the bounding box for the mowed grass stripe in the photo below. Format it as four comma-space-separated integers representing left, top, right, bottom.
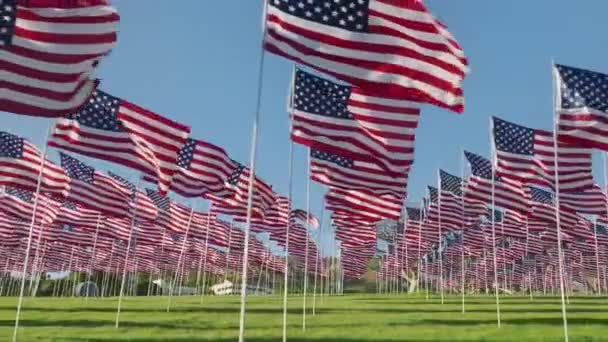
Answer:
0, 295, 606, 341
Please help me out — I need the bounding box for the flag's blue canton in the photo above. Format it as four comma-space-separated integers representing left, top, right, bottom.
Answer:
227, 160, 245, 186
428, 186, 438, 203
62, 201, 78, 211
145, 188, 170, 211
406, 207, 422, 221
493, 117, 534, 155
271, 0, 369, 32
0, 0, 16, 48
0, 131, 23, 158
485, 208, 503, 223
529, 187, 553, 204
556, 65, 608, 112
108, 172, 136, 196
294, 69, 353, 120
440, 170, 462, 196
177, 138, 196, 169
464, 151, 494, 180
596, 224, 608, 236
60, 223, 74, 232
60, 153, 95, 183
68, 90, 122, 131
5, 186, 33, 202
311, 149, 353, 167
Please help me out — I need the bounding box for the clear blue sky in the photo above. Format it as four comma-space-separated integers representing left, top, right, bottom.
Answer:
3, 1, 608, 249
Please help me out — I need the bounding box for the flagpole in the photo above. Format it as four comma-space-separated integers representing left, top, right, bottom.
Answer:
436, 171, 444, 304
489, 117, 501, 327
85, 214, 103, 300
460, 151, 466, 313
238, 2, 270, 340
551, 61, 569, 342
200, 203, 214, 304
601, 151, 608, 294
302, 147, 312, 330
312, 199, 325, 316
167, 206, 196, 312
115, 177, 142, 328
12, 123, 52, 342
593, 218, 602, 294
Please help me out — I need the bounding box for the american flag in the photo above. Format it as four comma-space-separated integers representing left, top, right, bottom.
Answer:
0, 186, 59, 225
145, 188, 198, 233
108, 172, 158, 222
527, 186, 579, 228
55, 201, 100, 233
49, 90, 191, 195
559, 184, 607, 216
0, 0, 119, 117
143, 138, 236, 198
0, 131, 69, 197
60, 153, 130, 217
310, 149, 407, 197
492, 117, 593, 192
265, 0, 468, 112
235, 196, 290, 235
206, 162, 276, 219
326, 187, 402, 221
554, 64, 608, 151
290, 208, 320, 229
291, 69, 419, 176
463, 150, 530, 214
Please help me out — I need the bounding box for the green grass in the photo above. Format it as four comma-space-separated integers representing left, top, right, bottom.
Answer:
1, 294, 607, 341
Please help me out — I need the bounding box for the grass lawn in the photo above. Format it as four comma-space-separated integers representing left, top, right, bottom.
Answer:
0, 294, 607, 341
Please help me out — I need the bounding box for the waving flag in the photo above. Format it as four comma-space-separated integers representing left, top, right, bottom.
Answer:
0, 0, 119, 117
143, 138, 236, 198
326, 188, 402, 221
265, 0, 468, 112
290, 69, 419, 176
0, 131, 69, 197
49, 90, 191, 195
290, 209, 320, 229
464, 150, 530, 214
310, 149, 407, 197
0, 186, 59, 225
492, 117, 593, 192
108, 172, 158, 222
527, 186, 579, 227
554, 64, 608, 151
60, 153, 130, 217
206, 162, 276, 219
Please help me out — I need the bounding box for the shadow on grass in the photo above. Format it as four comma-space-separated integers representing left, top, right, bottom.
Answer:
0, 306, 328, 315
1, 305, 605, 316
389, 317, 608, 326
61, 338, 479, 342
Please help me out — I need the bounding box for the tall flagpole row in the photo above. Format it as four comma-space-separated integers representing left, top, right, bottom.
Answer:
12, 124, 52, 342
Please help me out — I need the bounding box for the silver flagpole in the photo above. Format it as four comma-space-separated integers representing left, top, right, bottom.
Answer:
199, 203, 213, 304
223, 220, 234, 282
489, 117, 501, 327
85, 214, 103, 300
302, 148, 312, 331
238, 2, 270, 341
601, 151, 608, 294
12, 124, 52, 342
460, 151, 466, 313
551, 62, 569, 342
115, 178, 142, 328
436, 171, 444, 304
282, 65, 297, 342
594, 218, 602, 294
166, 206, 196, 312
312, 199, 325, 316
